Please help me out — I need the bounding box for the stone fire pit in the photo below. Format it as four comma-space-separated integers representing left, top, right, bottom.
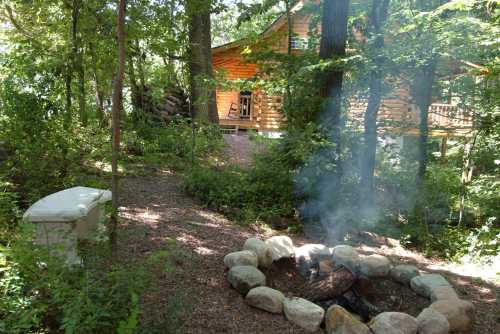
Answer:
224, 236, 475, 333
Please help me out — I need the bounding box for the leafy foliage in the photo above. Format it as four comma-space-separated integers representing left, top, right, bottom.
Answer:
0, 225, 150, 334
184, 141, 296, 224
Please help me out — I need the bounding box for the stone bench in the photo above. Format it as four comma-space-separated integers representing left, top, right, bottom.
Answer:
23, 186, 112, 265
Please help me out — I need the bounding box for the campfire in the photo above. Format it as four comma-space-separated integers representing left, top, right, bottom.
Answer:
224, 236, 476, 333
304, 260, 374, 322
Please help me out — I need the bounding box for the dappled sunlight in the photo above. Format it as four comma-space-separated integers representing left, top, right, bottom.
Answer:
194, 246, 216, 256
194, 209, 232, 225
175, 232, 220, 256
119, 206, 161, 225
426, 260, 500, 284
93, 160, 125, 173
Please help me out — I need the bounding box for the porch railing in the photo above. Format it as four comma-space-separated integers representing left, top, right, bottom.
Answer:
428, 103, 473, 129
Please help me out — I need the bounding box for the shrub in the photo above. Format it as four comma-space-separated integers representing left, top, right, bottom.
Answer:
0, 224, 150, 334
124, 118, 224, 170
184, 145, 296, 223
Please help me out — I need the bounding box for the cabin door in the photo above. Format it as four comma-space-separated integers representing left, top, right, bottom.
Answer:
239, 91, 252, 119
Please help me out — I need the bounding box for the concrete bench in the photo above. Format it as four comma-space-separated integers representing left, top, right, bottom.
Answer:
23, 186, 112, 265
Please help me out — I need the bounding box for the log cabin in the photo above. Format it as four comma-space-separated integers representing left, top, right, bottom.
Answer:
212, 0, 474, 141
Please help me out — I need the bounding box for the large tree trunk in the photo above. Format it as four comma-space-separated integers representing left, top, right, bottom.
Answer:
360, 0, 390, 201
319, 0, 350, 188
187, 0, 218, 123
411, 59, 437, 187
110, 0, 126, 247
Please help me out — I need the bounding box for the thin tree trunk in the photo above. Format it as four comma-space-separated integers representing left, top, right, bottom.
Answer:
458, 132, 478, 226
71, 0, 87, 126
319, 0, 350, 186
360, 0, 390, 201
187, 0, 218, 123
285, 0, 293, 55
284, 0, 293, 114
127, 56, 142, 121
65, 63, 73, 125
412, 58, 437, 187
89, 42, 106, 126
110, 0, 126, 248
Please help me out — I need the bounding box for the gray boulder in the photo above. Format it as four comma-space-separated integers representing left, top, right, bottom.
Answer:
331, 245, 360, 272
265, 236, 294, 261
429, 299, 475, 333
359, 254, 392, 278
243, 238, 273, 268
223, 250, 258, 269
390, 264, 420, 285
410, 274, 452, 298
283, 297, 325, 332
325, 305, 370, 334
417, 308, 450, 334
245, 286, 285, 314
227, 265, 266, 295
369, 312, 418, 334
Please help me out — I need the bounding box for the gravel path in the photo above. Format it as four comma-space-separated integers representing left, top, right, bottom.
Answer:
116, 170, 499, 334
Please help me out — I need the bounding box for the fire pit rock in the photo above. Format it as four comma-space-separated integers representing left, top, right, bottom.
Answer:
410, 274, 452, 298
227, 265, 266, 295
283, 297, 325, 332
358, 254, 392, 278
390, 264, 420, 285
224, 238, 474, 333
265, 236, 294, 261
295, 243, 332, 277
416, 308, 450, 334
245, 286, 285, 314
224, 250, 258, 269
429, 299, 475, 333
331, 245, 360, 272
243, 238, 273, 268
430, 286, 459, 302
369, 312, 418, 334
325, 305, 370, 334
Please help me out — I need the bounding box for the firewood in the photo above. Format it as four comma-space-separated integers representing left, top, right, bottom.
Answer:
304, 266, 356, 301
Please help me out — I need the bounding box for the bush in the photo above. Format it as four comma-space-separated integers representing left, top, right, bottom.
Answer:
184, 145, 296, 223
123, 118, 224, 170
0, 224, 150, 334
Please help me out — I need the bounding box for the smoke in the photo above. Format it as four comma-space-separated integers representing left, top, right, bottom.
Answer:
295, 115, 413, 245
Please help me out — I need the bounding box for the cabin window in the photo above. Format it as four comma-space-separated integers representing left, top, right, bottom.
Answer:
239, 91, 252, 119
290, 37, 308, 50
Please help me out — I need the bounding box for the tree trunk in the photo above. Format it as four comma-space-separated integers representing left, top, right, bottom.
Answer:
284, 0, 293, 113
285, 0, 293, 55
110, 0, 126, 248
89, 43, 106, 127
319, 0, 350, 187
360, 0, 390, 201
71, 0, 87, 126
187, 0, 218, 123
411, 58, 437, 187
64, 63, 73, 126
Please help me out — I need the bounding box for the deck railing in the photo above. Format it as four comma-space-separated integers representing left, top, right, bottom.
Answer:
428, 103, 473, 129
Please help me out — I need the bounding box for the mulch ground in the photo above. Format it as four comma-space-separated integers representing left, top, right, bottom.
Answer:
116, 170, 499, 334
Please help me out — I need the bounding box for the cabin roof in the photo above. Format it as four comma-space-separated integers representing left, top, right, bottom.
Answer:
212, 0, 305, 55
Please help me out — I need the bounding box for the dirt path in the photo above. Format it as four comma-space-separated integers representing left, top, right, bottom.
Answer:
116, 170, 499, 334
117, 170, 310, 333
